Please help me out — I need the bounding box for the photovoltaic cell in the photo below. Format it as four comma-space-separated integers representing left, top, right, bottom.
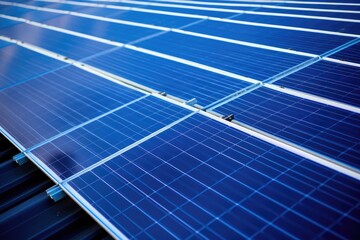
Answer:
26, 1, 87, 11
275, 61, 360, 107
42, 14, 160, 44
86, 47, 251, 106
214, 87, 360, 169
233, 14, 360, 35
0, 65, 144, 149
30, 96, 191, 180
0, 40, 10, 49
0, 22, 114, 60
330, 43, 360, 64
185, 20, 355, 54
66, 114, 360, 239
1, 1, 360, 238
252, 7, 360, 19
135, 31, 309, 80
77, 7, 201, 28
0, 5, 63, 22
138, 5, 235, 17
0, 44, 65, 89
277, 3, 360, 10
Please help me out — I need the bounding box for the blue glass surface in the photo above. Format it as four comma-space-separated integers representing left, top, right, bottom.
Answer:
135, 31, 309, 81
31, 96, 191, 180
0, 18, 21, 29
42, 14, 160, 44
185, 20, 355, 54
0, 5, 62, 22
0, 22, 113, 60
140, 5, 235, 18
68, 114, 360, 239
253, 7, 360, 19
0, 66, 144, 148
86, 47, 251, 106
77, 7, 200, 28
0, 40, 11, 49
331, 43, 360, 64
233, 14, 360, 34
0, 44, 65, 89
275, 61, 360, 107
23, 1, 87, 11
214, 87, 360, 169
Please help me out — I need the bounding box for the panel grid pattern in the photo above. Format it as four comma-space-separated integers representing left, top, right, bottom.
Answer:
214, 87, 360, 169
68, 114, 360, 239
1, 0, 360, 239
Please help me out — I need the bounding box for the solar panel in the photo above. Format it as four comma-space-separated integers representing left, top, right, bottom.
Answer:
185, 20, 354, 54
0, 44, 65, 89
214, 87, 360, 169
29, 96, 192, 181
85, 47, 251, 106
233, 14, 360, 34
0, 21, 116, 60
330, 42, 360, 64
275, 61, 360, 107
1, 0, 360, 239
43, 14, 161, 44
0, 65, 144, 149
134, 31, 310, 80
63, 114, 360, 239
0, 4, 63, 22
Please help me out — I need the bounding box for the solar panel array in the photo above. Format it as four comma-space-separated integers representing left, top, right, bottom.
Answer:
0, 0, 359, 239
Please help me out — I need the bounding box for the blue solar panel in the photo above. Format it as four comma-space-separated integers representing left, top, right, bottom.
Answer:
0, 17, 20, 29
42, 14, 160, 44
0, 40, 10, 49
185, 20, 355, 54
65, 114, 360, 239
250, 7, 360, 19
331, 43, 360, 64
0, 65, 144, 149
214, 87, 360, 169
26, 1, 88, 12
135, 31, 309, 80
0, 44, 65, 89
29, 96, 192, 180
0, 22, 114, 60
140, 5, 235, 17
85, 47, 251, 106
1, 1, 360, 239
0, 5, 63, 22
233, 14, 360, 34
275, 61, 360, 107
78, 7, 201, 28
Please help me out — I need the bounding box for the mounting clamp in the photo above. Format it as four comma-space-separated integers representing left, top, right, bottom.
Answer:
222, 114, 235, 122
13, 153, 28, 165
46, 185, 66, 202
185, 98, 197, 107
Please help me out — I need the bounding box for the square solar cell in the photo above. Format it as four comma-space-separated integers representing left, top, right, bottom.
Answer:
0, 44, 65, 89
42, 14, 160, 44
65, 114, 360, 239
86, 47, 251, 106
135, 31, 310, 81
75, 7, 200, 28
0, 22, 114, 60
214, 87, 360, 169
330, 43, 360, 64
0, 65, 144, 149
29, 96, 192, 181
233, 14, 360, 34
0, 5, 63, 22
185, 20, 355, 55
275, 60, 360, 107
